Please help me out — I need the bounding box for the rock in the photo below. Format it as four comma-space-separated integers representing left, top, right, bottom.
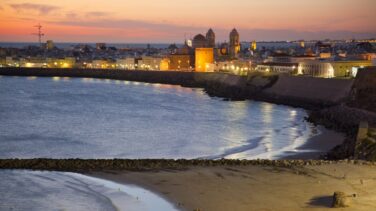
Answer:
332, 191, 351, 208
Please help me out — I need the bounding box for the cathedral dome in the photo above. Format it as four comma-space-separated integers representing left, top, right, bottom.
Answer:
193, 34, 207, 48
193, 34, 207, 42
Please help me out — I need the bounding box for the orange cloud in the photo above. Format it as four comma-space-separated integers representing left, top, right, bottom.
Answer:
9, 3, 60, 15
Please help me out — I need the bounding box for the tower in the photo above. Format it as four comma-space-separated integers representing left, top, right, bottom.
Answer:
206, 28, 215, 48
229, 28, 240, 58
251, 40, 257, 51
300, 40, 305, 48
32, 23, 44, 47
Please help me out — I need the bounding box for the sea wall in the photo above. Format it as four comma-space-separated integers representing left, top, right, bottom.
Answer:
0, 67, 354, 107
260, 74, 354, 108
348, 67, 376, 113
0, 68, 205, 86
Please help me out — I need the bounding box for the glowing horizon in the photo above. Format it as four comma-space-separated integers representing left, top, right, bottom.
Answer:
0, 0, 375, 43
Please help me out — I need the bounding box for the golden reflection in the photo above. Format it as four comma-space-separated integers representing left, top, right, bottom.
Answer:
261, 103, 274, 124
152, 83, 161, 88
52, 76, 60, 81
27, 76, 37, 80
81, 78, 94, 82
123, 81, 130, 85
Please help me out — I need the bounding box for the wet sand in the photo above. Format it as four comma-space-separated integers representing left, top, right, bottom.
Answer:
89, 163, 376, 211
283, 126, 345, 160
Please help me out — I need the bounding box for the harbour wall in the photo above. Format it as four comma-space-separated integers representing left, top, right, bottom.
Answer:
0, 67, 353, 108
260, 74, 354, 108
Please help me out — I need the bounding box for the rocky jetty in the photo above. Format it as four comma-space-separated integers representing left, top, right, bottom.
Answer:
0, 159, 374, 172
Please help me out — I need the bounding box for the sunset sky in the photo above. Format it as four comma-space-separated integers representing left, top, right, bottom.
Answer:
0, 0, 375, 43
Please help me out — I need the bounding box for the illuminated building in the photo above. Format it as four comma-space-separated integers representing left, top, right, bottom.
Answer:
319, 52, 332, 59
47, 57, 75, 68
298, 61, 334, 78
331, 60, 372, 77
92, 59, 115, 69
297, 60, 372, 78
20, 57, 48, 68
299, 40, 305, 48
116, 58, 136, 70
168, 54, 191, 70
137, 56, 169, 71
159, 58, 170, 71
251, 41, 257, 51
1, 57, 20, 67
46, 40, 54, 50
229, 28, 240, 58
195, 48, 214, 72
206, 29, 215, 48
256, 63, 298, 74
216, 60, 251, 75
116, 59, 126, 69
0, 57, 5, 67
266, 54, 316, 63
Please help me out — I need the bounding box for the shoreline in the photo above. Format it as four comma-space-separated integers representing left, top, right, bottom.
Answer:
87, 163, 376, 211
283, 126, 345, 160
1, 159, 375, 210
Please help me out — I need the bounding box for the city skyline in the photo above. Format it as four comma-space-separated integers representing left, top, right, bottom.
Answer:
0, 0, 376, 43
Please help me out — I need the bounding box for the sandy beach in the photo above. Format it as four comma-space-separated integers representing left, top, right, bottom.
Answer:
89, 163, 376, 211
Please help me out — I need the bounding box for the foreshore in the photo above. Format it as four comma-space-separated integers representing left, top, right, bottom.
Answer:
88, 163, 376, 211
1, 159, 375, 210
283, 126, 345, 160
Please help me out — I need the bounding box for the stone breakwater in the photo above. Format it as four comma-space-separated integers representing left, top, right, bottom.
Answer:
0, 68, 354, 107
0, 159, 375, 172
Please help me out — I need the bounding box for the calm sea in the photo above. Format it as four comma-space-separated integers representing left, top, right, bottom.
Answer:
0, 75, 317, 159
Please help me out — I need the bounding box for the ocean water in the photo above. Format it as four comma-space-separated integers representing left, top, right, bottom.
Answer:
0, 75, 318, 160
0, 75, 321, 210
0, 170, 178, 211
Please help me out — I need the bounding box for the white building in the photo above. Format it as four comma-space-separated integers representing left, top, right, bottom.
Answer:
298, 60, 373, 78
116, 58, 136, 70
256, 62, 298, 74
138, 56, 163, 70
298, 61, 334, 78
215, 60, 251, 75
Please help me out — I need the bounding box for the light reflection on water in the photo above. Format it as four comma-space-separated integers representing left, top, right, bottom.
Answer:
0, 76, 318, 159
